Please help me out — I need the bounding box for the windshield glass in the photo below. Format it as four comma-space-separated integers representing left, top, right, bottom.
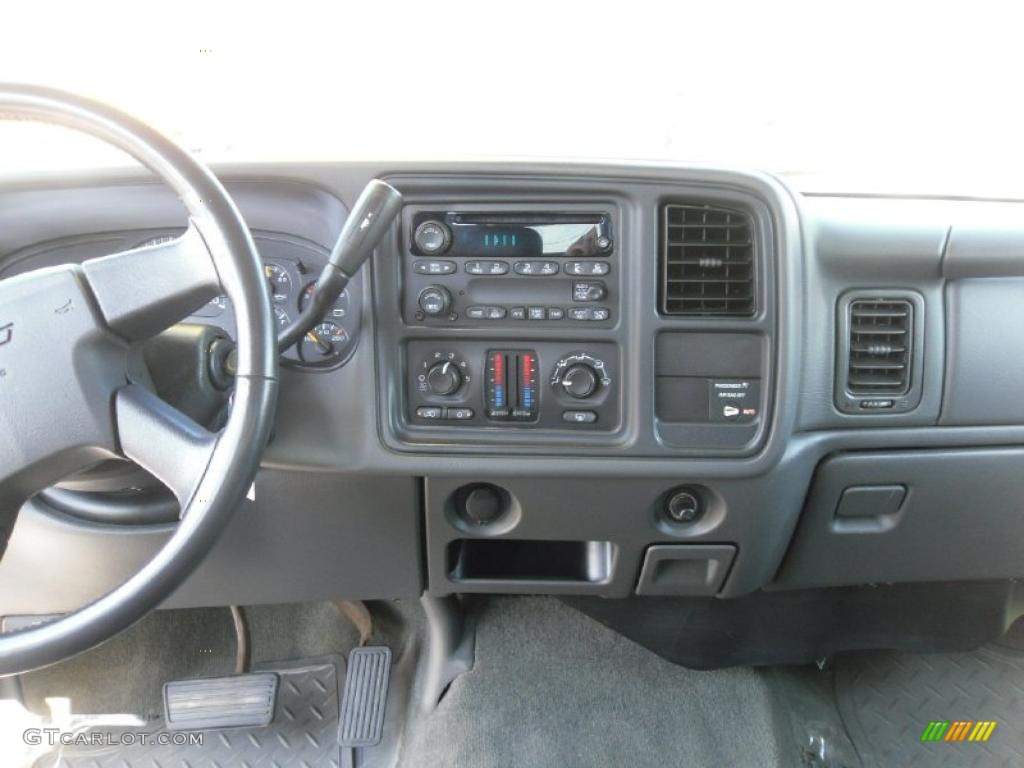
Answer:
3, 1, 1022, 199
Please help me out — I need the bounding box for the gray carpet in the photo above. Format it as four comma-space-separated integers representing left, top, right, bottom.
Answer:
19, 607, 236, 719
398, 597, 784, 768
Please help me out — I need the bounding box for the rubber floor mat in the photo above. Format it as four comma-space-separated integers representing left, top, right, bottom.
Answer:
33, 656, 343, 768
836, 645, 1024, 767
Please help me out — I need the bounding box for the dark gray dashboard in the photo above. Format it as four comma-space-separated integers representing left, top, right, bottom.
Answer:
0, 161, 1023, 616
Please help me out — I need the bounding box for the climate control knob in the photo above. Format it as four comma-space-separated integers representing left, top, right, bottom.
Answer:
551, 352, 611, 401
426, 360, 463, 396
418, 285, 452, 317
561, 364, 598, 399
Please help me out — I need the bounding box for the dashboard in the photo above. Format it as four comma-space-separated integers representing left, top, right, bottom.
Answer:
1, 163, 1023, 649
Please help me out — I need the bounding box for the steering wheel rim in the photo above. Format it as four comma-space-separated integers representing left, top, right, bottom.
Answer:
0, 84, 278, 675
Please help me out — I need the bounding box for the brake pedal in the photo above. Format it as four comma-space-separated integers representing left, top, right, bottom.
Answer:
339, 646, 391, 747
163, 672, 278, 731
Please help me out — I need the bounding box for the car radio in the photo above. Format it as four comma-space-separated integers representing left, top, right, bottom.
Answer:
402, 211, 617, 327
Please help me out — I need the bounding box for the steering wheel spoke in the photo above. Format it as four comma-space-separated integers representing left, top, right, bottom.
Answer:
114, 384, 218, 511
82, 221, 221, 341
0, 266, 125, 525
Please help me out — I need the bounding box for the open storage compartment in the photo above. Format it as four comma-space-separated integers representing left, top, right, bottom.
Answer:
447, 539, 614, 585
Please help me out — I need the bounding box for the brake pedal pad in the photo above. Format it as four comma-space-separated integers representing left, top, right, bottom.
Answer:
164, 672, 278, 731
339, 646, 391, 747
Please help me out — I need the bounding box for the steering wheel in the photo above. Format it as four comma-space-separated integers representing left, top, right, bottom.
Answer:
0, 84, 278, 675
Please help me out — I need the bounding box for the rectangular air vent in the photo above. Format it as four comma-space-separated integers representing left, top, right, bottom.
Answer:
661, 203, 756, 316
846, 299, 913, 394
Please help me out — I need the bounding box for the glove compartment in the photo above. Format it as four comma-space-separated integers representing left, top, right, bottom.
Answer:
775, 448, 1024, 588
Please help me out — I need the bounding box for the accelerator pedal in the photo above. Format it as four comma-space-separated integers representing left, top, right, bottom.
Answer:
163, 672, 278, 731
339, 646, 391, 747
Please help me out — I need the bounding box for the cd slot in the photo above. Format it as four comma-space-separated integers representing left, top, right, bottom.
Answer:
454, 212, 606, 225
410, 211, 613, 260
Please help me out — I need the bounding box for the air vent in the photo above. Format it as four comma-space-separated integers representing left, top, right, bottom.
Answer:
846, 299, 913, 394
662, 203, 756, 316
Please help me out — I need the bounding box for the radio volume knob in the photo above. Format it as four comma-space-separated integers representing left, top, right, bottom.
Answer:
561, 364, 598, 399
426, 360, 463, 395
418, 285, 452, 317
414, 220, 451, 255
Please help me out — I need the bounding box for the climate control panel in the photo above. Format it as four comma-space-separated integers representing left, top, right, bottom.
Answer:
406, 340, 618, 430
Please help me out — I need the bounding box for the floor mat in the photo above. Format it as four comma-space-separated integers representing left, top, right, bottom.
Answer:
18, 601, 361, 719
398, 597, 784, 768
836, 644, 1024, 767
33, 656, 344, 768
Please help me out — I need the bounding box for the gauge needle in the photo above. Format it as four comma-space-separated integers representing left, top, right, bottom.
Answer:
306, 331, 331, 354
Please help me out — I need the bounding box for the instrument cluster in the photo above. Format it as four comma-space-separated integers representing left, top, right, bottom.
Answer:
178, 232, 361, 369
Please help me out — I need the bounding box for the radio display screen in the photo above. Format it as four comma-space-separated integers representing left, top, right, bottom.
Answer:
412, 212, 612, 259
457, 223, 599, 258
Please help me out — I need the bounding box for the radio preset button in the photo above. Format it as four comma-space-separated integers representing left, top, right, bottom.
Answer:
566, 261, 610, 276
414, 260, 456, 275
465, 260, 510, 275
467, 306, 508, 320
514, 261, 559, 276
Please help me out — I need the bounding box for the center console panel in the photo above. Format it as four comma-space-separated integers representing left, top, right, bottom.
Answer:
374, 174, 780, 458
